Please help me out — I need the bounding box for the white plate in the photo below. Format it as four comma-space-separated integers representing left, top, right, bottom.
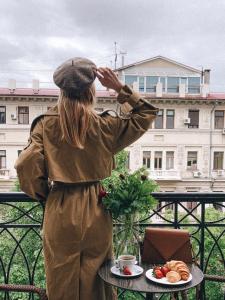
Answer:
145, 269, 192, 285
111, 265, 144, 278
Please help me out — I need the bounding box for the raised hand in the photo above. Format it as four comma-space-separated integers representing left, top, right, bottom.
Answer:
95, 67, 123, 93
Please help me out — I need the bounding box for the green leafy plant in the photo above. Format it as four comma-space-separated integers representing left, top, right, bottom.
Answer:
102, 167, 158, 219
101, 152, 159, 256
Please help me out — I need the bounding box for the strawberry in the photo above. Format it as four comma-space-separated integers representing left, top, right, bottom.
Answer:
161, 266, 170, 277
153, 266, 161, 272
123, 266, 132, 275
153, 268, 164, 279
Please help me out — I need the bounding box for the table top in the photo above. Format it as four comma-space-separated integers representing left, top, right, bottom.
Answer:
98, 260, 204, 294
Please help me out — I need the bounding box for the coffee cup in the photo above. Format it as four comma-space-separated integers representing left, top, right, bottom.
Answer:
115, 254, 136, 271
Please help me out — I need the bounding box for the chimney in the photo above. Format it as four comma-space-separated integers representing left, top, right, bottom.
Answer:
203, 69, 210, 84
120, 51, 127, 67
8, 79, 16, 92
32, 79, 40, 93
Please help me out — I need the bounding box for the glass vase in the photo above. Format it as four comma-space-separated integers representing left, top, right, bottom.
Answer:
115, 213, 140, 259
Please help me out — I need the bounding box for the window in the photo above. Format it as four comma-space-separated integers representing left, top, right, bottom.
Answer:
143, 151, 151, 168
154, 151, 162, 169
187, 151, 198, 170
18, 106, 29, 124
155, 109, 163, 129
0, 106, 6, 124
188, 110, 199, 128
166, 110, 174, 129
213, 152, 223, 170
215, 111, 224, 129
188, 77, 200, 94
0, 150, 6, 169
139, 76, 145, 92
166, 151, 174, 170
125, 75, 138, 88
146, 76, 158, 93
167, 77, 179, 93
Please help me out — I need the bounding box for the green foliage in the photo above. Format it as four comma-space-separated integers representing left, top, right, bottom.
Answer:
11, 179, 21, 192
101, 151, 159, 257
164, 206, 225, 300
0, 201, 45, 300
102, 167, 158, 219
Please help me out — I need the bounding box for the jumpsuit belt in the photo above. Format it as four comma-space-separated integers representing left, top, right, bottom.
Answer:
40, 180, 101, 232
50, 180, 101, 190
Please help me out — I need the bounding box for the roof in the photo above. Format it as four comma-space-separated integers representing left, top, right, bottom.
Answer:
0, 87, 225, 100
115, 55, 202, 74
0, 88, 116, 98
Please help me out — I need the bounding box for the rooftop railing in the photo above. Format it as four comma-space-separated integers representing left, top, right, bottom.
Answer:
0, 192, 224, 300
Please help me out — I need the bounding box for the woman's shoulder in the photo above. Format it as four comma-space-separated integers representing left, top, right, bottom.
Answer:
30, 105, 59, 133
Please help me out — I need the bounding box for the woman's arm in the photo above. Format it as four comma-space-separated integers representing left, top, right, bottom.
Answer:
14, 119, 49, 202
96, 67, 159, 154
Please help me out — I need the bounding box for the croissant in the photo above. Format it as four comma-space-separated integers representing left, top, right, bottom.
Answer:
165, 260, 190, 281
166, 271, 181, 283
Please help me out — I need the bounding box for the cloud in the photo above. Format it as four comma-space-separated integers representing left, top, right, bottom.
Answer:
0, 0, 224, 91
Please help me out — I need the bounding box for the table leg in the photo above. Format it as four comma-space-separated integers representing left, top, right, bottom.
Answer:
146, 293, 155, 300
170, 292, 180, 300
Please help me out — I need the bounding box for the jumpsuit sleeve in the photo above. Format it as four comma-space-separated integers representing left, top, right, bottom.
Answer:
14, 119, 49, 202
111, 85, 159, 154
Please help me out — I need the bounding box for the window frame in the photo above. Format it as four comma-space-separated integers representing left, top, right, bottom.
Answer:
214, 110, 224, 129
0, 106, 6, 124
166, 109, 175, 129
143, 151, 151, 169
167, 77, 179, 93
187, 151, 198, 170
18, 106, 29, 125
166, 151, 174, 170
154, 151, 163, 170
154, 109, 164, 129
0, 150, 6, 169
213, 151, 224, 170
188, 77, 201, 94
188, 110, 199, 128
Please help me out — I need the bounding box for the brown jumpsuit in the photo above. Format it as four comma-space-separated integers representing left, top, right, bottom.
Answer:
15, 85, 158, 300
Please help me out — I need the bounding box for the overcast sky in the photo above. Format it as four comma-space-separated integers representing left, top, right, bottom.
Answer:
0, 0, 225, 91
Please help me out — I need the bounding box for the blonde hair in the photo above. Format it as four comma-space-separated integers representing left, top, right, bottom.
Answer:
58, 84, 96, 149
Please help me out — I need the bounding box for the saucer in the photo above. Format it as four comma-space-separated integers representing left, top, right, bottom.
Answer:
111, 265, 144, 278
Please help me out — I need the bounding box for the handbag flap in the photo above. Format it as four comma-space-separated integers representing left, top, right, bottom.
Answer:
144, 228, 191, 261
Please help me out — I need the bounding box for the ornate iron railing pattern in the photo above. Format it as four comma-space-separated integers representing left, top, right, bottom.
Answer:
0, 192, 224, 300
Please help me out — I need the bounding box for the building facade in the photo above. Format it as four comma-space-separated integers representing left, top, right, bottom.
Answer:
116, 56, 225, 194
0, 56, 224, 196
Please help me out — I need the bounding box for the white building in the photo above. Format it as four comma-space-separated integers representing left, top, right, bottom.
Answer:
116, 56, 225, 196
0, 56, 224, 198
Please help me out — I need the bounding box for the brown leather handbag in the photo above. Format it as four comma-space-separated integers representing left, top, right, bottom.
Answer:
141, 228, 193, 264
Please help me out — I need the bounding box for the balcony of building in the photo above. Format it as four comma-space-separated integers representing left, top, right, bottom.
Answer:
148, 170, 181, 180
0, 192, 224, 300
0, 169, 10, 179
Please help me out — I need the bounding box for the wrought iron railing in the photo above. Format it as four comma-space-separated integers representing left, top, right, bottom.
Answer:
0, 192, 224, 300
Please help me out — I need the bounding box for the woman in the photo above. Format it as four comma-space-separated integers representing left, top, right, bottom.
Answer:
15, 57, 159, 300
